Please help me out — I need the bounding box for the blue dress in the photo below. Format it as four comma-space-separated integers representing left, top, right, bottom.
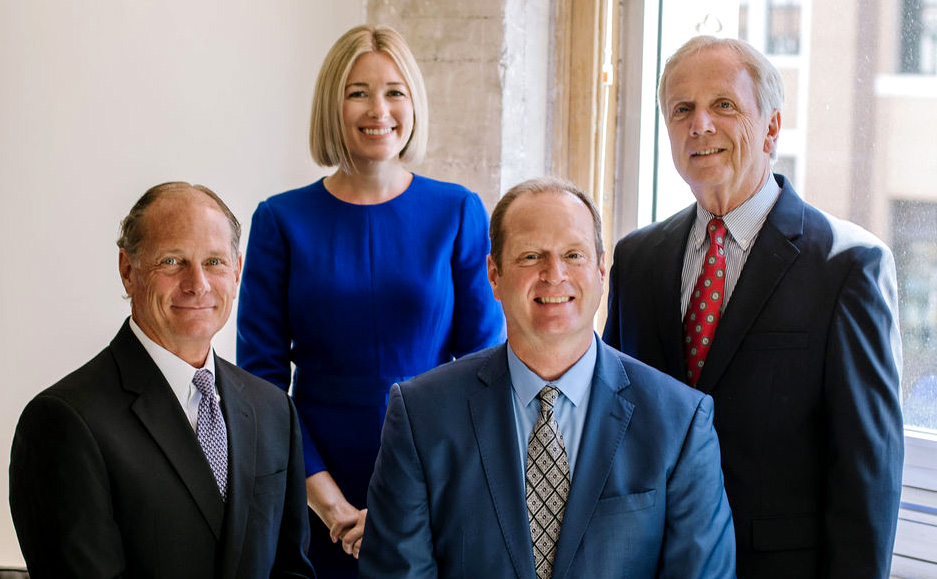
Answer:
236, 175, 505, 577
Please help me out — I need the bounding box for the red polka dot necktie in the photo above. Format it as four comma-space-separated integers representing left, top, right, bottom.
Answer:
683, 218, 727, 386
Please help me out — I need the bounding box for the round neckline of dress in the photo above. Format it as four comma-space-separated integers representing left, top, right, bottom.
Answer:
320, 174, 416, 208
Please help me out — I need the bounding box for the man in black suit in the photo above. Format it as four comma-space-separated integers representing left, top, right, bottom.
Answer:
603, 36, 903, 578
10, 182, 315, 578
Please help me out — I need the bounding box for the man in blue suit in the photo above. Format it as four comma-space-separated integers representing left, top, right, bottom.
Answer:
359, 177, 735, 578
603, 37, 904, 578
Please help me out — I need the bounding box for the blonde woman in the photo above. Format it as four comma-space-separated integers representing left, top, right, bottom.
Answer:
236, 25, 505, 577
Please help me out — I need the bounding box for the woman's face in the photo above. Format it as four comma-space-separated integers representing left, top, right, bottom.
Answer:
341, 51, 415, 168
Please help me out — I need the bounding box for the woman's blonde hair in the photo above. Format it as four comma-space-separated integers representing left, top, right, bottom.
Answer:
309, 25, 428, 173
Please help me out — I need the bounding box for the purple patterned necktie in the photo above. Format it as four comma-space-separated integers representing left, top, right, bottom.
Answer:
193, 369, 228, 501
526, 385, 569, 579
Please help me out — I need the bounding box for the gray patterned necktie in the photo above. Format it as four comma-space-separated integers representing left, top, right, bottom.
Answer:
526, 385, 570, 578
193, 369, 228, 501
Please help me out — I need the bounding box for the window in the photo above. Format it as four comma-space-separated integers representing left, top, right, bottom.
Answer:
766, 0, 802, 55
901, 0, 937, 74
893, 200, 937, 431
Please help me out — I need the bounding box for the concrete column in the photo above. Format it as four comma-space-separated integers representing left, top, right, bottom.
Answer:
369, 0, 549, 209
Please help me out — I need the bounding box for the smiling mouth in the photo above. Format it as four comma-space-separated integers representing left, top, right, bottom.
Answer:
692, 148, 724, 157
362, 127, 394, 136
536, 296, 572, 304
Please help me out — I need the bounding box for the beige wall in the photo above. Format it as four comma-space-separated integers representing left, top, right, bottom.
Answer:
876, 95, 937, 201
803, 0, 859, 221
0, 0, 364, 565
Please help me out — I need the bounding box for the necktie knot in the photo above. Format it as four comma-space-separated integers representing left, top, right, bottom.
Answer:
193, 369, 215, 398
537, 385, 561, 413
707, 218, 727, 250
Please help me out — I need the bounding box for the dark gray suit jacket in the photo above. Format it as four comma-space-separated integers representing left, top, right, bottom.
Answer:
10, 319, 315, 578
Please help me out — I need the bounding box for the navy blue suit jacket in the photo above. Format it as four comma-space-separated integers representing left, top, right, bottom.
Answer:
9, 320, 315, 578
358, 339, 735, 578
604, 174, 904, 578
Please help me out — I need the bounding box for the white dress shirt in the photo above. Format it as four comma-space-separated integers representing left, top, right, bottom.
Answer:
128, 317, 219, 431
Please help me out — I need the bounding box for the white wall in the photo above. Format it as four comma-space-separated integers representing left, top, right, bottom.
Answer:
0, 0, 364, 565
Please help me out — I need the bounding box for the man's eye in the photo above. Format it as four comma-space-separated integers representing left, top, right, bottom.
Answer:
206, 258, 222, 266
162, 257, 179, 266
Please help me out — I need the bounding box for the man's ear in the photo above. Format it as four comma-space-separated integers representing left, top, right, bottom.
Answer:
118, 249, 134, 295
487, 254, 501, 302
764, 110, 781, 154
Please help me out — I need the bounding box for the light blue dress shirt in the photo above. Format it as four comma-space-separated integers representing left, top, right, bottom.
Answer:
508, 334, 597, 481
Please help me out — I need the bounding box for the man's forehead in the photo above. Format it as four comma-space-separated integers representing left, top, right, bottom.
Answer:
503, 192, 593, 241
666, 57, 754, 101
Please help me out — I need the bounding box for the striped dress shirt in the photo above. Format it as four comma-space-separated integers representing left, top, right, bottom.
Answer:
680, 176, 782, 318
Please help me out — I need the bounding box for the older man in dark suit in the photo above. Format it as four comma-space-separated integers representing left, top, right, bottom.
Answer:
603, 36, 903, 578
10, 182, 315, 578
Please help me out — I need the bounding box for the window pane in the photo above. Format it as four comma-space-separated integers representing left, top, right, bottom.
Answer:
893, 201, 937, 430
766, 0, 801, 55
901, 0, 937, 74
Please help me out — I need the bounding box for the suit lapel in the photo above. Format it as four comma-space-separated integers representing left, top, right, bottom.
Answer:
551, 343, 633, 579
469, 347, 537, 579
653, 208, 697, 380
697, 177, 804, 393
111, 321, 226, 539
216, 358, 255, 578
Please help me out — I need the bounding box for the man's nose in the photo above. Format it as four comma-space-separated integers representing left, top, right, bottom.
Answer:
540, 255, 568, 284
181, 265, 210, 294
690, 109, 715, 136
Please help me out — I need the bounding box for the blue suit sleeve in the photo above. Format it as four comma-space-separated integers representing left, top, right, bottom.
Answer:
237, 200, 325, 476
359, 384, 437, 579
449, 192, 505, 358
822, 244, 903, 578
659, 395, 736, 579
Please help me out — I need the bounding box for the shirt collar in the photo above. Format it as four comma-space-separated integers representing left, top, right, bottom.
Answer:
507, 334, 597, 408
691, 173, 781, 251
128, 317, 217, 404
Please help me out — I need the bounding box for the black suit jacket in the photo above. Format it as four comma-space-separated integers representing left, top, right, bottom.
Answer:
604, 174, 904, 579
10, 320, 315, 578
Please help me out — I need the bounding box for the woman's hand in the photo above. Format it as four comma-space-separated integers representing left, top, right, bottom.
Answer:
305, 471, 368, 559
